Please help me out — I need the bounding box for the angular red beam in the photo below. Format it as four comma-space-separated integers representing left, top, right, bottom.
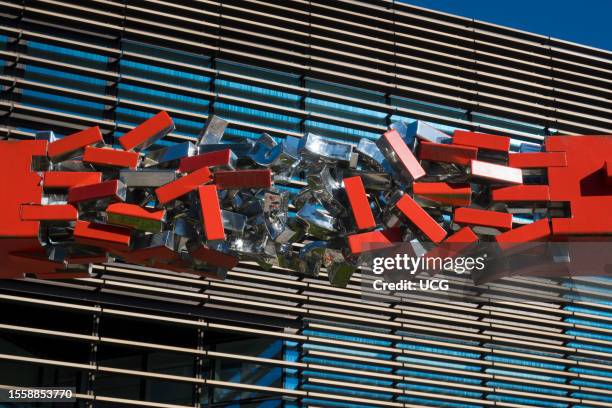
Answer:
43, 171, 102, 189
413, 182, 471, 206
214, 169, 272, 190
198, 185, 225, 241
508, 152, 567, 168
376, 129, 425, 181
47, 126, 103, 162
453, 130, 510, 152
179, 149, 235, 173
492, 185, 550, 202
454, 207, 513, 231
68, 180, 125, 204
119, 111, 175, 151
344, 176, 376, 230
73, 221, 131, 251
348, 228, 402, 255
396, 195, 447, 243
155, 166, 212, 204
21, 204, 78, 221
83, 146, 139, 169
418, 141, 478, 166
190, 244, 239, 270
495, 218, 551, 251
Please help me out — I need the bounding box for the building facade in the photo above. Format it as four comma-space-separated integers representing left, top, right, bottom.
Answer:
1, 1, 612, 407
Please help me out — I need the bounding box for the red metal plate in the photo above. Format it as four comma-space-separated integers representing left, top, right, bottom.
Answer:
453, 130, 510, 152
546, 136, 612, 235
190, 244, 239, 270
418, 141, 478, 166
73, 221, 131, 251
35, 271, 92, 280
120, 246, 179, 267
198, 185, 225, 241
179, 149, 234, 173
66, 254, 109, 265
454, 207, 512, 231
68, 179, 124, 204
396, 195, 447, 243
119, 110, 174, 151
9, 250, 63, 276
508, 152, 567, 168
344, 176, 376, 230
379, 129, 426, 180
347, 228, 402, 255
155, 166, 212, 204
444, 227, 479, 244
0, 140, 47, 278
413, 182, 472, 206
43, 171, 102, 189
491, 185, 550, 202
424, 226, 478, 259
47, 126, 103, 161
214, 169, 272, 190
83, 146, 139, 168
21, 204, 78, 221
495, 218, 551, 250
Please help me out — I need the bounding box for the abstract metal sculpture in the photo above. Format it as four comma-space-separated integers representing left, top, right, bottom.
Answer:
0, 111, 610, 285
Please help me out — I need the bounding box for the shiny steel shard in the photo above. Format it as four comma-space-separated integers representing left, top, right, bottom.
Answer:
1, 111, 611, 286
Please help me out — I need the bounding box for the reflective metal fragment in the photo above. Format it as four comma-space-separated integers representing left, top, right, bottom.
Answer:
144, 142, 197, 167
119, 169, 177, 188
406, 121, 452, 144
300, 133, 354, 163
296, 203, 337, 239
198, 115, 228, 146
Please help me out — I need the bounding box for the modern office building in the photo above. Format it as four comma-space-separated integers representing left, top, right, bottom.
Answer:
1, 1, 611, 407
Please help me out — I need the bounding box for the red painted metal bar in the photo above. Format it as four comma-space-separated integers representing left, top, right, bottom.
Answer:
491, 185, 550, 202
198, 185, 226, 241
348, 228, 402, 255
47, 126, 103, 162
508, 152, 567, 168
377, 129, 425, 180
68, 180, 125, 204
413, 182, 472, 206
396, 195, 447, 242
20, 204, 78, 221
214, 169, 272, 190
179, 149, 235, 173
418, 141, 478, 166
43, 171, 102, 189
155, 166, 212, 204
495, 218, 551, 250
190, 244, 239, 270
453, 130, 510, 152
454, 207, 513, 231
344, 176, 376, 230
73, 220, 131, 251
119, 111, 175, 151
83, 146, 139, 169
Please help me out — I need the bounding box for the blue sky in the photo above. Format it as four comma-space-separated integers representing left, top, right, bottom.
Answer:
403, 0, 612, 51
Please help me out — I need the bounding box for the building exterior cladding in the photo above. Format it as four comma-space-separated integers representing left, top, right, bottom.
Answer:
0, 0, 611, 407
